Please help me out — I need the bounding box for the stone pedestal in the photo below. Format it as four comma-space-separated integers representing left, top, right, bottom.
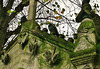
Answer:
70, 18, 97, 69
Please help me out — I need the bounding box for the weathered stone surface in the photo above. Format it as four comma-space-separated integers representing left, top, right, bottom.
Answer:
0, 17, 99, 69
71, 18, 97, 69
74, 37, 94, 52
0, 32, 74, 69
77, 63, 93, 69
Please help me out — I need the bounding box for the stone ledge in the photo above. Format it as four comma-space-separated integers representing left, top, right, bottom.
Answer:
70, 52, 96, 66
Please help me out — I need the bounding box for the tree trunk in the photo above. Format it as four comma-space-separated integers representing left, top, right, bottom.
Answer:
28, 0, 37, 21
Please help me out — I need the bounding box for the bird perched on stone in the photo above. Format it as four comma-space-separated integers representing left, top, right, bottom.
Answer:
42, 28, 48, 33
21, 16, 27, 23
73, 34, 77, 39
68, 38, 74, 43
48, 23, 59, 37
58, 34, 65, 39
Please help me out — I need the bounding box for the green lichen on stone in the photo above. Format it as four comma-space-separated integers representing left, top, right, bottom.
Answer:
17, 67, 24, 69
78, 18, 95, 33
21, 20, 40, 32
95, 43, 100, 67
70, 47, 96, 58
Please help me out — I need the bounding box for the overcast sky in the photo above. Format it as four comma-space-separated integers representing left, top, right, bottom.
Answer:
3, 0, 100, 48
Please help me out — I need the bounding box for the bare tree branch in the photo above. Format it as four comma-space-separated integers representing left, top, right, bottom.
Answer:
37, 0, 75, 33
